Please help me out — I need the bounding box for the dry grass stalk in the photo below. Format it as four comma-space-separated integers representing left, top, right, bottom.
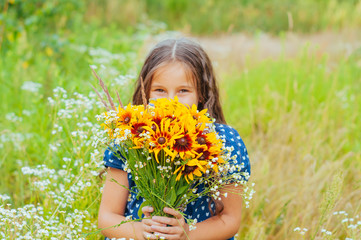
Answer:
116, 91, 124, 109
89, 83, 110, 111
90, 66, 116, 111
140, 77, 147, 107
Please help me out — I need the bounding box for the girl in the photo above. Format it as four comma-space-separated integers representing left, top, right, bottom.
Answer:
98, 38, 251, 240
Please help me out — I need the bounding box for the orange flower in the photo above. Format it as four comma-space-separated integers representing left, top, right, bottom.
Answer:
171, 131, 201, 160
189, 104, 212, 124
144, 118, 183, 162
174, 159, 208, 183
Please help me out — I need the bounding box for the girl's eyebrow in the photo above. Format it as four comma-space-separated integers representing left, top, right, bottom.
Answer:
150, 84, 164, 88
151, 84, 194, 88
178, 85, 193, 88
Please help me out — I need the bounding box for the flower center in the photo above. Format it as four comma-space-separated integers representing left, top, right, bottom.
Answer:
184, 165, 197, 174
124, 116, 130, 124
199, 154, 206, 160
157, 137, 166, 144
178, 137, 188, 146
197, 136, 206, 145
137, 126, 144, 134
151, 124, 157, 131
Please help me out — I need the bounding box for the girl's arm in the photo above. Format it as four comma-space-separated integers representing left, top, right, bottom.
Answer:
147, 185, 243, 240
98, 167, 144, 239
188, 186, 243, 240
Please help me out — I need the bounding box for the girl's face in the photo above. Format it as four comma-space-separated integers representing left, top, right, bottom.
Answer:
150, 62, 198, 107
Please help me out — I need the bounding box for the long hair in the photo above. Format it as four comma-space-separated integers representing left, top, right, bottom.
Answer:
132, 38, 226, 215
132, 38, 226, 124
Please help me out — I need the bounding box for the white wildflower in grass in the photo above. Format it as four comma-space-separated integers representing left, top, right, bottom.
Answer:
48, 96, 56, 106
69, 43, 88, 53
295, 210, 361, 239
89, 64, 98, 69
21, 81, 42, 93
321, 228, 332, 236
22, 109, 32, 116
294, 227, 308, 236
0, 201, 96, 239
5, 112, 23, 122
1, 150, 99, 237
0, 194, 11, 201
49, 143, 60, 152
112, 74, 136, 87
0, 132, 33, 150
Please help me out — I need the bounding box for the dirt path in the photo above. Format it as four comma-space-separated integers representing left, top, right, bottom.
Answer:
143, 30, 361, 74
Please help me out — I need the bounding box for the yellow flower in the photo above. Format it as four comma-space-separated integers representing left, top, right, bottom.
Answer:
189, 104, 212, 124
45, 46, 54, 57
128, 106, 153, 148
150, 96, 189, 120
171, 130, 202, 161
193, 126, 225, 172
174, 159, 208, 183
116, 103, 134, 130
101, 122, 115, 139
144, 118, 183, 162
22, 61, 29, 69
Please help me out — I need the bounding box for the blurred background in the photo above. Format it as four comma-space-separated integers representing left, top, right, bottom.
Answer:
1, 0, 361, 239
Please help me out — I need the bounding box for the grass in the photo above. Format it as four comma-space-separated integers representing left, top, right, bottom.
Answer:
84, 0, 361, 34
1, 1, 361, 238
222, 50, 361, 239
1, 31, 360, 238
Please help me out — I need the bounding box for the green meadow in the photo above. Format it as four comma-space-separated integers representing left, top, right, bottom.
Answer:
1, 0, 361, 239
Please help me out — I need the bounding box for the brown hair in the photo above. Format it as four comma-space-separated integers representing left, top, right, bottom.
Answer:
132, 38, 226, 124
132, 38, 226, 215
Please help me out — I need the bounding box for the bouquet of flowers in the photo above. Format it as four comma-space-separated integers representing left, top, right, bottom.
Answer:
92, 68, 251, 226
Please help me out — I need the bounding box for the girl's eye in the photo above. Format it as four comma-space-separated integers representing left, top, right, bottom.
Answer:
154, 89, 165, 93
179, 89, 189, 93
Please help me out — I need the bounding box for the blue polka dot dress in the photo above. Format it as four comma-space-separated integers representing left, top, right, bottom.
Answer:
103, 123, 251, 240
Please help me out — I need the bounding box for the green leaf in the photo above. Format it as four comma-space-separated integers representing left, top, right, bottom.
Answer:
137, 200, 151, 219
176, 185, 188, 196
166, 187, 177, 206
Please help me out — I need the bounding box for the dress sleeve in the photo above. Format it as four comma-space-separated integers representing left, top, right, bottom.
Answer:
216, 124, 251, 181
103, 146, 127, 170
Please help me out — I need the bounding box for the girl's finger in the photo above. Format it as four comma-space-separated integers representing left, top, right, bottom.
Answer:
142, 222, 153, 233
142, 206, 154, 217
151, 216, 179, 226
163, 207, 183, 219
151, 225, 181, 235
143, 218, 166, 227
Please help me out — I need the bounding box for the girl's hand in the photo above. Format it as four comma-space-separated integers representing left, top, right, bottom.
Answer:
141, 206, 166, 240
149, 207, 190, 240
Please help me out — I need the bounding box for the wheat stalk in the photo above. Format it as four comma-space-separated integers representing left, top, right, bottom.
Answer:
90, 66, 117, 111
90, 66, 124, 110
116, 91, 124, 108
89, 83, 110, 111
140, 77, 147, 107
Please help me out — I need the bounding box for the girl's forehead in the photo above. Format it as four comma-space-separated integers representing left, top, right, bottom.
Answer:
152, 62, 197, 87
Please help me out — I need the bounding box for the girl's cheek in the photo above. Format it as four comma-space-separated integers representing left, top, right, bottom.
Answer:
150, 92, 161, 99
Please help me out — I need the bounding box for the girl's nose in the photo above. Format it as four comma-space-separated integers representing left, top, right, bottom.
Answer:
168, 92, 177, 100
